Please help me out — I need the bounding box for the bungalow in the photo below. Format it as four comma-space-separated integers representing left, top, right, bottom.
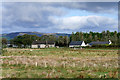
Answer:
31, 40, 55, 48
7, 41, 18, 48
69, 41, 86, 48
7, 41, 11, 47
88, 40, 112, 46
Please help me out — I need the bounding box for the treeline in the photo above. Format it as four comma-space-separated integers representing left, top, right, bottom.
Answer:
2, 30, 120, 48
70, 30, 119, 45
2, 34, 69, 47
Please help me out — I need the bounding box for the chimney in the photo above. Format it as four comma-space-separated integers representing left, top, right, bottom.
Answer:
109, 40, 112, 44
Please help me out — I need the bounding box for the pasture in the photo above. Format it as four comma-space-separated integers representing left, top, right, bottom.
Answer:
0, 48, 118, 78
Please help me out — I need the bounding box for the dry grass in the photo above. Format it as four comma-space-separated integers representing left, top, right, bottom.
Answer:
0, 48, 118, 78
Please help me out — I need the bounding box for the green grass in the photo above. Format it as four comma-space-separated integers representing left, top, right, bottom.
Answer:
1, 48, 118, 78
86, 48, 119, 50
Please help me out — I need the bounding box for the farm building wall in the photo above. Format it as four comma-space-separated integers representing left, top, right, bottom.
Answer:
39, 44, 46, 48
31, 45, 38, 48
48, 44, 55, 47
13, 45, 18, 48
31, 44, 55, 48
69, 45, 81, 47
81, 41, 86, 47
109, 40, 112, 45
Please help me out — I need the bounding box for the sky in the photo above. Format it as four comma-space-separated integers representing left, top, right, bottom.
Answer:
1, 2, 118, 33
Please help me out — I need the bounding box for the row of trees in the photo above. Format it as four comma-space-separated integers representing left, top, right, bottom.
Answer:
2, 30, 120, 48
3, 34, 69, 47
70, 30, 119, 45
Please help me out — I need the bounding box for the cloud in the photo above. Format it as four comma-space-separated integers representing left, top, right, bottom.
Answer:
0, 3, 2, 34
119, 2, 120, 32
2, 2, 118, 33
2, 0, 120, 2
51, 2, 118, 14
29, 2, 118, 14
2, 2, 66, 28
50, 16, 118, 32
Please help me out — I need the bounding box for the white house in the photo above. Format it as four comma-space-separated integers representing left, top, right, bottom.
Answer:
31, 41, 55, 48
88, 40, 112, 46
69, 41, 86, 48
7, 41, 18, 48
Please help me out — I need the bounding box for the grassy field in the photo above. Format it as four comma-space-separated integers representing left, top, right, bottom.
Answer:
0, 48, 118, 78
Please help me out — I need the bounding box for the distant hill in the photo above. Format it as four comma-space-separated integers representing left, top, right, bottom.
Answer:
1, 32, 71, 40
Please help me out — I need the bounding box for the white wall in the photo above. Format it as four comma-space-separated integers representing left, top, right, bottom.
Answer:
69, 41, 87, 47
109, 40, 112, 45
40, 44, 46, 48
81, 41, 87, 47
32, 44, 55, 48
13, 45, 18, 48
48, 44, 55, 47
31, 45, 38, 48
69, 45, 81, 47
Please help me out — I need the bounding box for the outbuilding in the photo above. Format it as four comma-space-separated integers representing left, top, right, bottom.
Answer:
88, 40, 112, 46
69, 41, 86, 48
31, 40, 55, 48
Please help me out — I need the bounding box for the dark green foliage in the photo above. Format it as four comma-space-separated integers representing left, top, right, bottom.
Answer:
4, 30, 120, 47
2, 38, 7, 45
2, 38, 7, 48
56, 36, 69, 47
9, 34, 69, 47
70, 30, 119, 45
10, 34, 39, 48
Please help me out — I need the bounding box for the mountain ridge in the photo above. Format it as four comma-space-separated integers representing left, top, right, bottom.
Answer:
1, 32, 71, 40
